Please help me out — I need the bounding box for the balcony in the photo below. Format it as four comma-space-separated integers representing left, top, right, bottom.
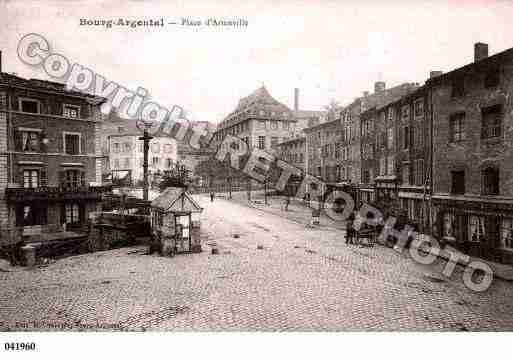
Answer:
5, 185, 106, 202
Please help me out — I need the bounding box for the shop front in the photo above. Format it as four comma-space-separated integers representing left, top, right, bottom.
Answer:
433, 196, 513, 264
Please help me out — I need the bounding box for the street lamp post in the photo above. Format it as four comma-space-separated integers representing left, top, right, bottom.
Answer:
137, 122, 154, 201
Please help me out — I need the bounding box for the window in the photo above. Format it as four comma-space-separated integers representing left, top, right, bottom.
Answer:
16, 204, 47, 226
482, 167, 499, 195
124, 158, 131, 168
299, 153, 304, 163
113, 143, 120, 153
501, 218, 513, 250
258, 136, 265, 149
18, 129, 40, 152
443, 213, 455, 239
414, 159, 424, 186
23, 170, 39, 188
113, 159, 119, 169
152, 157, 160, 166
452, 76, 465, 97
19, 98, 40, 114
468, 215, 485, 242
270, 121, 278, 130
414, 100, 424, 118
151, 143, 161, 153
63, 104, 80, 118
484, 68, 500, 88
258, 120, 266, 129
138, 142, 143, 153
388, 107, 394, 120
387, 155, 395, 175
65, 203, 81, 224
451, 170, 465, 195
271, 137, 278, 148
166, 158, 173, 168
283, 122, 290, 130
123, 142, 131, 152
401, 105, 409, 120
163, 144, 173, 153
402, 164, 410, 185
403, 126, 409, 149
449, 113, 465, 142
481, 104, 502, 139
62, 169, 84, 189
63, 132, 80, 155
387, 128, 394, 149
379, 157, 386, 176
363, 170, 371, 183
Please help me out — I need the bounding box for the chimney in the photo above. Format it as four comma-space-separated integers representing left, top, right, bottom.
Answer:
294, 88, 299, 111
374, 81, 386, 93
474, 42, 488, 62
430, 71, 443, 79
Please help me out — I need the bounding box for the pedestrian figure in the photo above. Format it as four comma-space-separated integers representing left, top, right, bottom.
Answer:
304, 192, 310, 208
210, 191, 214, 202
284, 196, 290, 211
345, 213, 355, 245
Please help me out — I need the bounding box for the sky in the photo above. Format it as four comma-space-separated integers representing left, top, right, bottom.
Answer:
1, 0, 513, 124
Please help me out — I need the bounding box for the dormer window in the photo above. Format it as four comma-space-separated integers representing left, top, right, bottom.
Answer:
19, 98, 40, 114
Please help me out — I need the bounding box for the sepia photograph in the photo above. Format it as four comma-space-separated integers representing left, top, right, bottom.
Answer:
1, 0, 513, 357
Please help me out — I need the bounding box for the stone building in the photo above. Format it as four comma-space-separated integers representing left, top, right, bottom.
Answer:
212, 86, 296, 153
276, 136, 306, 171
358, 85, 429, 228
428, 43, 513, 263
338, 82, 419, 188
108, 131, 178, 185
0, 71, 105, 244
177, 120, 215, 180
304, 119, 342, 182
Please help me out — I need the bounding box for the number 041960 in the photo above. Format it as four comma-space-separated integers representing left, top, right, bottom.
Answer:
4, 342, 36, 351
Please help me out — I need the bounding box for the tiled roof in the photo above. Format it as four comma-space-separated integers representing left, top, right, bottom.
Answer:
151, 187, 203, 212
0, 72, 105, 103
219, 86, 293, 128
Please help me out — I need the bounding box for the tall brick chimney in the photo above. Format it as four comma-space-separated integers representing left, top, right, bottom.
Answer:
374, 81, 386, 93
474, 42, 488, 62
430, 71, 443, 78
294, 88, 299, 111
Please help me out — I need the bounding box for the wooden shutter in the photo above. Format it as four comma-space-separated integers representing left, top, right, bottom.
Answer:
81, 135, 86, 155
14, 130, 22, 151
18, 167, 24, 186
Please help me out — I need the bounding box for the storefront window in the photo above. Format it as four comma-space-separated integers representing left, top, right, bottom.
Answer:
501, 218, 513, 250
468, 215, 485, 242
443, 213, 455, 240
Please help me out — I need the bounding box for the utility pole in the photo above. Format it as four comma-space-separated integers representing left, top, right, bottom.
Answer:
137, 122, 154, 201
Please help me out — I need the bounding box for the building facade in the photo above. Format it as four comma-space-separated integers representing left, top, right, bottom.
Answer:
0, 72, 105, 244
429, 43, 513, 263
108, 132, 178, 185
304, 119, 342, 182
212, 86, 296, 153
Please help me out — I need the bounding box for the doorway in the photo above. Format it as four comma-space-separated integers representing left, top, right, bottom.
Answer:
175, 214, 191, 252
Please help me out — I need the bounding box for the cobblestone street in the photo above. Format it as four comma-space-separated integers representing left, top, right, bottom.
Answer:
1, 195, 513, 331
